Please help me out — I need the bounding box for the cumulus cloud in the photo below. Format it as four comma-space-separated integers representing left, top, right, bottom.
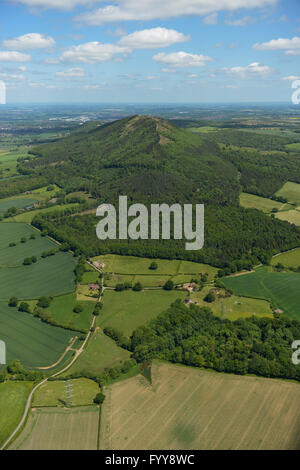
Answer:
223, 62, 272, 78
60, 42, 129, 63
3, 33, 55, 51
118, 27, 190, 49
0, 51, 31, 62
225, 15, 257, 26
153, 51, 213, 68
254, 37, 300, 55
282, 75, 300, 81
75, 0, 277, 25
56, 67, 86, 77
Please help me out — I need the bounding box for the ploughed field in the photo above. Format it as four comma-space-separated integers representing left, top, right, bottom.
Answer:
100, 362, 300, 450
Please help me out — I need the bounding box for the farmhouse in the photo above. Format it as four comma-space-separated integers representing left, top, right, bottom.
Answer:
88, 283, 99, 291
182, 282, 197, 293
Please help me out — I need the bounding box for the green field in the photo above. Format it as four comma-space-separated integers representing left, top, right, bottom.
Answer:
92, 254, 217, 286
271, 248, 300, 268
239, 192, 291, 214
275, 209, 300, 226
275, 181, 300, 205
0, 197, 39, 216
10, 406, 100, 450
100, 362, 300, 450
100, 289, 186, 337
0, 381, 33, 448
6, 202, 79, 223
45, 293, 95, 332
286, 142, 300, 151
33, 378, 100, 407
190, 286, 272, 320
222, 267, 300, 320
0, 224, 56, 266
0, 301, 76, 368
62, 328, 131, 376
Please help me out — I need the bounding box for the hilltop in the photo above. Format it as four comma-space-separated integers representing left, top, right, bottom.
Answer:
26, 115, 239, 206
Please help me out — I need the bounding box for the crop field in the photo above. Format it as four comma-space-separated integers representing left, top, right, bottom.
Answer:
0, 301, 76, 368
275, 181, 300, 205
100, 362, 300, 450
0, 251, 76, 300
271, 248, 300, 268
10, 406, 100, 450
0, 223, 56, 266
0, 197, 39, 216
0, 381, 32, 448
222, 267, 300, 320
100, 290, 186, 337
62, 328, 131, 376
239, 192, 291, 214
275, 209, 300, 226
45, 293, 95, 332
33, 378, 100, 407
0, 149, 28, 177
190, 286, 272, 321
286, 142, 300, 151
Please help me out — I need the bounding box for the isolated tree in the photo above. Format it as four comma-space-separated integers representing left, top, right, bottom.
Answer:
133, 282, 143, 291
149, 261, 158, 270
8, 297, 18, 307
18, 302, 30, 313
37, 296, 51, 308
163, 280, 174, 291
94, 392, 106, 404
73, 304, 83, 313
204, 292, 216, 303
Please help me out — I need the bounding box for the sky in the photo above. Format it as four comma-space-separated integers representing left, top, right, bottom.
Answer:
0, 0, 299, 103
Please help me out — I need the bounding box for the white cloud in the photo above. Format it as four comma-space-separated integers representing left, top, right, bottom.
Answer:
3, 33, 55, 51
75, 0, 277, 25
0, 72, 25, 80
118, 27, 190, 49
11, 0, 101, 10
60, 42, 129, 63
282, 75, 300, 81
203, 13, 218, 25
19, 66, 27, 71
225, 15, 257, 26
153, 51, 213, 68
254, 37, 300, 55
83, 84, 105, 89
0, 51, 31, 62
44, 58, 60, 64
56, 67, 86, 77
223, 62, 272, 78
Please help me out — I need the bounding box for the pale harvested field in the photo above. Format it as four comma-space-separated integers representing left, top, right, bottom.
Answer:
100, 362, 300, 450
10, 406, 100, 450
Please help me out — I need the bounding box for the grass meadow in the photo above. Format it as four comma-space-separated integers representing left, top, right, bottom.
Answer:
33, 378, 100, 407
239, 192, 291, 214
222, 267, 300, 321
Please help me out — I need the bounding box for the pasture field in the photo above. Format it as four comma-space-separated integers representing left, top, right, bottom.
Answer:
100, 290, 186, 337
0, 197, 39, 216
275, 181, 300, 205
275, 209, 300, 226
33, 378, 100, 407
239, 192, 291, 214
0, 149, 28, 177
0, 382, 33, 448
61, 329, 131, 376
222, 267, 300, 321
100, 362, 300, 450
45, 293, 95, 332
271, 248, 300, 268
0, 251, 76, 300
190, 286, 272, 321
93, 255, 218, 287
286, 142, 300, 151
10, 406, 100, 450
0, 301, 76, 368
5, 202, 79, 223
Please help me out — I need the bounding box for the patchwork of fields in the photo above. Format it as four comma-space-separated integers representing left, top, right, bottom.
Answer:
223, 267, 300, 321
10, 406, 100, 450
100, 362, 300, 450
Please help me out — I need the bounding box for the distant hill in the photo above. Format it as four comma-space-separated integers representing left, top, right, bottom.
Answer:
27, 115, 239, 206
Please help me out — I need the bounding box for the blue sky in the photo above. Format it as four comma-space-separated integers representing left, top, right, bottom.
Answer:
0, 0, 299, 102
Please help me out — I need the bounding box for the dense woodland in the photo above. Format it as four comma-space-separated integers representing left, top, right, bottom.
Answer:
130, 300, 300, 381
